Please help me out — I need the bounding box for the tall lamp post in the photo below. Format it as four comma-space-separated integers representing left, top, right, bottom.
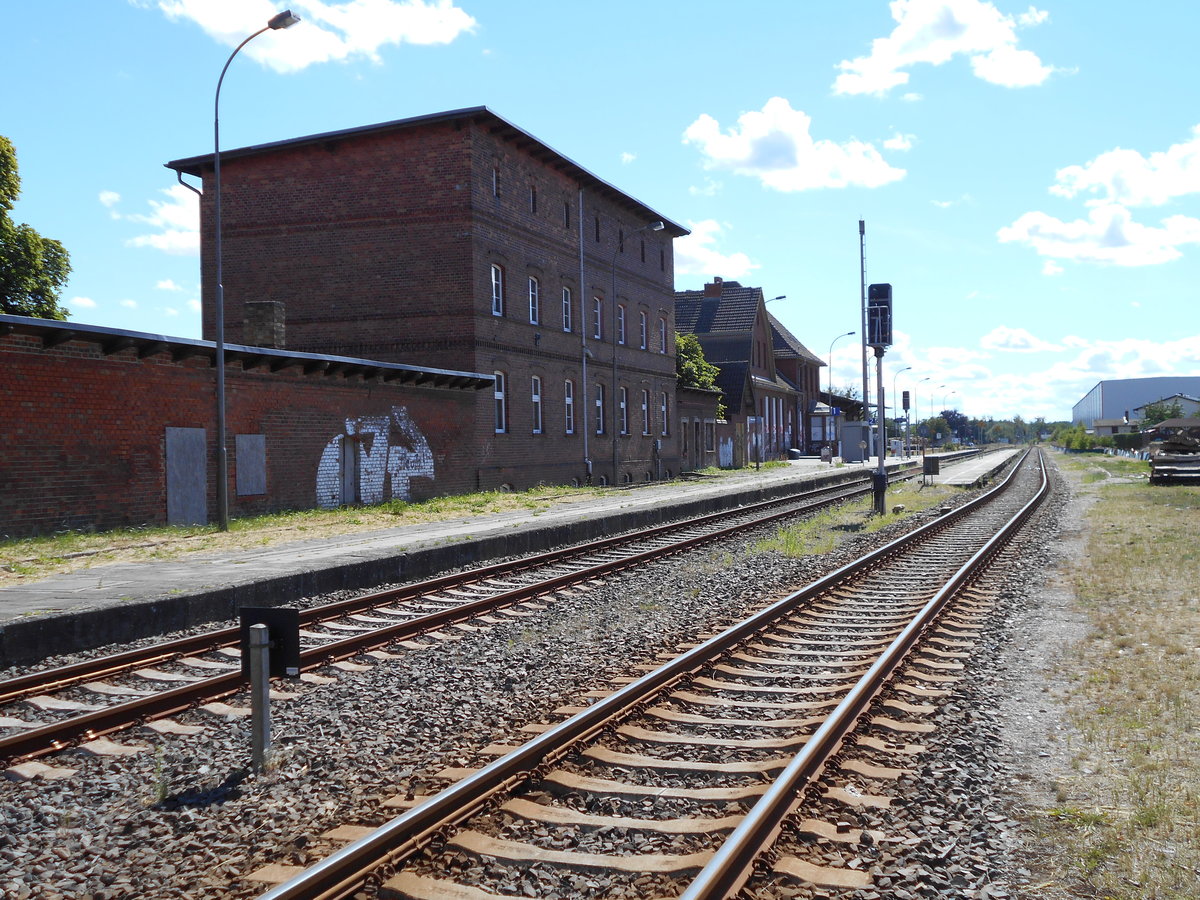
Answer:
826, 330, 855, 450
610, 220, 664, 483
892, 365, 911, 456
212, 9, 300, 531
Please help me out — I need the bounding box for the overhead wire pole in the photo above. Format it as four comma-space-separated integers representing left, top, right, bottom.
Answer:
858, 220, 869, 462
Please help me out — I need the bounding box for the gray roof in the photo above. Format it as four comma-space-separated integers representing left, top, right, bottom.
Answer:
0, 314, 493, 390
674, 282, 762, 334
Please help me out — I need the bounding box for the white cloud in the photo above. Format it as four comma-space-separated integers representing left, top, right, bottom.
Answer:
120, 299, 138, 309
99, 190, 120, 208
834, 0, 1054, 96
144, 0, 476, 74
998, 203, 1200, 266
1049, 124, 1200, 208
124, 184, 200, 255
883, 132, 916, 151
620, 152, 636, 165
1042, 259, 1063, 275
979, 325, 1060, 353
683, 97, 905, 192
188, 299, 203, 312
164, 307, 180, 316
156, 279, 184, 291
71, 296, 98, 309
901, 92, 923, 102
673, 220, 759, 279
688, 178, 722, 197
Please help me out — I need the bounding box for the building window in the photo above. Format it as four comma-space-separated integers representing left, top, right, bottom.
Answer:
528, 276, 540, 325
641, 389, 651, 435
492, 165, 500, 198
660, 247, 665, 271
618, 229, 625, 253
639, 312, 648, 350
660, 392, 669, 436
617, 304, 626, 345
563, 200, 571, 228
494, 371, 507, 433
491, 265, 504, 316
594, 216, 601, 242
595, 383, 606, 435
658, 317, 668, 354
704, 420, 715, 452
564, 379, 575, 434
562, 287, 572, 333
619, 386, 629, 435
529, 184, 537, 214
531, 376, 543, 434
592, 297, 603, 340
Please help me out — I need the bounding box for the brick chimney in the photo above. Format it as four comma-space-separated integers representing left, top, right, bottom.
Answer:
244, 301, 286, 349
703, 277, 724, 297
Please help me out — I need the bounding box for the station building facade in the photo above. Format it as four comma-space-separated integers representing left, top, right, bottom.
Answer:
166, 107, 689, 489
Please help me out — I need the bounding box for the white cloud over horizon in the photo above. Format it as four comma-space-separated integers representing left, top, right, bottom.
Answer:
683, 97, 905, 192
673, 219, 759, 280
123, 184, 200, 255
142, 0, 476, 74
834, 0, 1054, 96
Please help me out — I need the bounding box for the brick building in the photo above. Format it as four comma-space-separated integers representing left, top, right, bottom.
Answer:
166, 107, 688, 489
675, 279, 823, 463
0, 314, 489, 537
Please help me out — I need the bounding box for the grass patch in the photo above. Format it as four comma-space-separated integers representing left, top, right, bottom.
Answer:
751, 480, 957, 558
0, 483, 608, 583
1031, 452, 1200, 898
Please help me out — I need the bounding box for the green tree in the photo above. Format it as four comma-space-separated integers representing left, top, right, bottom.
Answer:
0, 136, 71, 319
1140, 399, 1183, 426
675, 332, 725, 418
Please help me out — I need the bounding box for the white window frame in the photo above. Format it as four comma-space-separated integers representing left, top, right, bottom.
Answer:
641, 389, 651, 435
617, 304, 626, 345
638, 311, 648, 350
619, 386, 628, 435
595, 383, 606, 435
592, 297, 603, 340
660, 391, 669, 436
658, 317, 668, 353
564, 379, 575, 434
491, 265, 504, 317
562, 287, 572, 333
494, 371, 507, 433
531, 375, 543, 434
528, 276, 540, 325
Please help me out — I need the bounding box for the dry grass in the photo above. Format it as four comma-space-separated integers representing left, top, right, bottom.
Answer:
751, 480, 958, 558
0, 484, 605, 585
1033, 452, 1200, 898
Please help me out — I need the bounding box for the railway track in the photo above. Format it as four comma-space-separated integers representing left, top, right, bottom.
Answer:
242, 448, 1048, 900
0, 468, 914, 767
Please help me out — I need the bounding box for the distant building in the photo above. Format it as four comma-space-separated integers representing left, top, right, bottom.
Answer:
675, 279, 822, 463
1072, 377, 1200, 427
1131, 393, 1200, 421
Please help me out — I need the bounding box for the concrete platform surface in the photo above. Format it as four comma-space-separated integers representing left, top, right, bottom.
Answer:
0, 450, 1014, 666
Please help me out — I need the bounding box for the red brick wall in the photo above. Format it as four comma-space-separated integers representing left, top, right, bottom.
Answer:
0, 334, 480, 537
195, 114, 683, 490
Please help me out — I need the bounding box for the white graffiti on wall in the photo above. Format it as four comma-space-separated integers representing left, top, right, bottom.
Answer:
316, 406, 435, 508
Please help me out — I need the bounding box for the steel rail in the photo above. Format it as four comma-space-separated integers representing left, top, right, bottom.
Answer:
0, 471, 908, 764
253, 450, 1032, 900
0, 471, 900, 708
680, 448, 1048, 899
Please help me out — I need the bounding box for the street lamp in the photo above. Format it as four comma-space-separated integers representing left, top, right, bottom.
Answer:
212, 8, 300, 531
826, 331, 855, 449
892, 365, 912, 456
610, 220, 665, 483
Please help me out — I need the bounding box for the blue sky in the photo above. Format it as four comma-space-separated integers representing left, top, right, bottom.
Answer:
6, 0, 1200, 423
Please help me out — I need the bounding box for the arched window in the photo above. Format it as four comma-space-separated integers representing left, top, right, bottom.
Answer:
494, 371, 507, 433
564, 379, 575, 434
531, 376, 543, 434
562, 287, 572, 333
528, 276, 540, 324
490, 265, 504, 317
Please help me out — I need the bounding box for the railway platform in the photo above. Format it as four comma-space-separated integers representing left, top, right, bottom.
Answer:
0, 450, 1014, 667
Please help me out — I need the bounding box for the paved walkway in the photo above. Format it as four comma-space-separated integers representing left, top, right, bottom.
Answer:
0, 450, 1016, 665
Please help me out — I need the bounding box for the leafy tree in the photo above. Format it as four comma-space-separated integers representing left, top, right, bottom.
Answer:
1140, 399, 1183, 426
941, 408, 968, 437
675, 332, 725, 418
0, 136, 71, 319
